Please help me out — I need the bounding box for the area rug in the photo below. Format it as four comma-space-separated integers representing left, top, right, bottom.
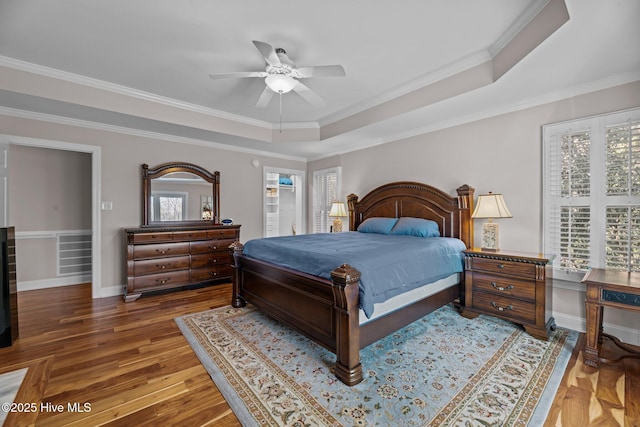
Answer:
176, 304, 577, 426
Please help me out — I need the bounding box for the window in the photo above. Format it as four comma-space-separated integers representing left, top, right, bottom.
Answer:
312, 167, 340, 233
543, 108, 640, 279
151, 192, 187, 221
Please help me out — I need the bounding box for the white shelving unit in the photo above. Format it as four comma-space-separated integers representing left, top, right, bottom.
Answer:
265, 172, 279, 237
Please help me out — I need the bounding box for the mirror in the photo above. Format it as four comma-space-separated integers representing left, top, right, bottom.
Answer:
142, 162, 220, 226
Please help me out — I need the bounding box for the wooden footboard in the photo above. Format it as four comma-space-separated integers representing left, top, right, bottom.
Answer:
231, 242, 364, 385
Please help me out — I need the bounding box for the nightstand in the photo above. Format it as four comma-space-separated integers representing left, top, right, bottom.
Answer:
461, 248, 555, 340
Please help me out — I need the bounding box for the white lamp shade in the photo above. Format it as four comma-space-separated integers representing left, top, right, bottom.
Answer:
265, 75, 296, 94
471, 193, 512, 219
329, 201, 347, 217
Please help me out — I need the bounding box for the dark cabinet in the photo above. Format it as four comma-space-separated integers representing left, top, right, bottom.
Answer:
0, 227, 18, 347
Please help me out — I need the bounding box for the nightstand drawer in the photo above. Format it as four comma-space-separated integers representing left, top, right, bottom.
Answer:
472, 273, 536, 301
472, 292, 536, 324
470, 257, 536, 279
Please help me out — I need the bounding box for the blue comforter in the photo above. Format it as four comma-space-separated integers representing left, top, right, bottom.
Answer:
242, 232, 466, 318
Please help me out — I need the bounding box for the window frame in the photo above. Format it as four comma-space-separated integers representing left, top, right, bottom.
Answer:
543, 108, 640, 281
312, 167, 341, 234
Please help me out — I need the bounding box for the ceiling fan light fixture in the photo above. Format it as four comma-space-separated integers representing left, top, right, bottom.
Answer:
265, 74, 296, 94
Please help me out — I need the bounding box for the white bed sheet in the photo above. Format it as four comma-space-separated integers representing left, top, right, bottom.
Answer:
358, 273, 460, 325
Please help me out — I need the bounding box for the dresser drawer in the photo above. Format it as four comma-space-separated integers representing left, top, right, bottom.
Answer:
472, 292, 536, 324
133, 255, 190, 276
173, 230, 208, 240
132, 232, 173, 244
191, 253, 232, 268
132, 270, 191, 291
191, 239, 236, 254
207, 228, 238, 239
472, 273, 536, 301
191, 265, 233, 281
133, 242, 190, 259
470, 257, 536, 279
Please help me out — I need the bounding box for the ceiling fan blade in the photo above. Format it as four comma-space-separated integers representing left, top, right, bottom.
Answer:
297, 65, 346, 78
209, 71, 266, 79
292, 81, 325, 107
253, 40, 281, 66
255, 86, 274, 108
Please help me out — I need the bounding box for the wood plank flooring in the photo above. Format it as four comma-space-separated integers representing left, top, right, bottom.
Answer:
0, 283, 638, 426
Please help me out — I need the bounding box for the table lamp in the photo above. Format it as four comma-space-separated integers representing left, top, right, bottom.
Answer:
329, 201, 347, 233
471, 192, 512, 251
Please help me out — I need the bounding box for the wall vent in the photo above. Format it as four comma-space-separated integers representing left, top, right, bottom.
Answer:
57, 233, 92, 276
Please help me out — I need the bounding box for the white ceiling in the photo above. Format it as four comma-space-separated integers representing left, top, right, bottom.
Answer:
0, 0, 639, 160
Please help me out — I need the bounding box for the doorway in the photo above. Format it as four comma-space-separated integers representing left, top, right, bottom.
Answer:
1, 135, 101, 298
263, 167, 305, 237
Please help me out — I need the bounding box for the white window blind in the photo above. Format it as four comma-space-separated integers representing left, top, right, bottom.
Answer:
312, 167, 340, 233
544, 108, 640, 278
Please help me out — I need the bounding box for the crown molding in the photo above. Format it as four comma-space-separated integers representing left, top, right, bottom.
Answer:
0, 55, 276, 130
318, 50, 492, 127
0, 106, 307, 162
310, 72, 640, 162
488, 0, 552, 58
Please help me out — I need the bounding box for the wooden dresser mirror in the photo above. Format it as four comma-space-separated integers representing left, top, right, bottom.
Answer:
142, 162, 220, 226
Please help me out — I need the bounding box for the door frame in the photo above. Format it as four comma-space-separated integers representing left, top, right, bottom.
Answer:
263, 166, 305, 237
1, 135, 102, 298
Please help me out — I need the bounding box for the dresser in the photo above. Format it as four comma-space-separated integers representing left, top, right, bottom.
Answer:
124, 225, 240, 301
461, 248, 554, 340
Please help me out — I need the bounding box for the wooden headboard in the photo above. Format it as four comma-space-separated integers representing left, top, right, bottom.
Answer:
346, 182, 475, 248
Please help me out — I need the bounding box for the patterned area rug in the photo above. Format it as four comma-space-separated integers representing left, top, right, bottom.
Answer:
176, 304, 577, 426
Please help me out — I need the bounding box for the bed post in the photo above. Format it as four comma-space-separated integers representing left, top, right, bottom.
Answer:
346, 193, 359, 231
330, 263, 363, 386
456, 185, 475, 249
230, 242, 246, 308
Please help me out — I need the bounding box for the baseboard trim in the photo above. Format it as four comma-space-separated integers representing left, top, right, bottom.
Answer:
553, 311, 640, 346
18, 277, 125, 298
17, 275, 91, 292
99, 285, 125, 298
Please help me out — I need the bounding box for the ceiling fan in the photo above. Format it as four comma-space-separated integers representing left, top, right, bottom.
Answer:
209, 40, 346, 108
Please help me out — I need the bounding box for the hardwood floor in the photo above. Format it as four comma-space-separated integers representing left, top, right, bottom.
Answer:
0, 283, 638, 426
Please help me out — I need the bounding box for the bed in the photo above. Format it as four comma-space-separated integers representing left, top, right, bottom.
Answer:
230, 181, 474, 385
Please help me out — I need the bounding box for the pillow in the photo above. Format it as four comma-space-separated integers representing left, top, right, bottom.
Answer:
357, 217, 399, 234
390, 217, 440, 238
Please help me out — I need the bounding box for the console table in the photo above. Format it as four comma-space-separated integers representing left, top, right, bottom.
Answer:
581, 268, 640, 368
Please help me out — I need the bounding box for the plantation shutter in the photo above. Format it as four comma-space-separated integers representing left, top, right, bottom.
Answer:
545, 128, 592, 273
544, 109, 640, 277
604, 119, 640, 271
312, 167, 340, 233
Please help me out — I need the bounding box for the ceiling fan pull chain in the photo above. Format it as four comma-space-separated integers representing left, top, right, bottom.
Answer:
279, 92, 283, 133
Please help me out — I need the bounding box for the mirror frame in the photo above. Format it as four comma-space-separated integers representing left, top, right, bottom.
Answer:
142, 162, 220, 227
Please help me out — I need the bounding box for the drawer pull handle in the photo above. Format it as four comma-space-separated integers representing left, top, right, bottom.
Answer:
209, 258, 218, 264
156, 278, 171, 284
156, 263, 170, 270
491, 282, 513, 291
208, 245, 218, 250
209, 271, 218, 277
155, 248, 170, 254
497, 264, 504, 269
490, 301, 513, 311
